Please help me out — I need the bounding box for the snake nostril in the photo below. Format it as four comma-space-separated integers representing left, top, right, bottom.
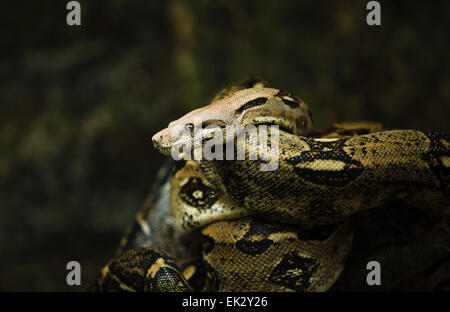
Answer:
152, 133, 163, 146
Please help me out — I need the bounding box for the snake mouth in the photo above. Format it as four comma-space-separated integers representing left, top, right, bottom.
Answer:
154, 136, 215, 158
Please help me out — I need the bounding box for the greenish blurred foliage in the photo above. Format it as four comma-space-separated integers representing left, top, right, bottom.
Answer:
0, 0, 449, 290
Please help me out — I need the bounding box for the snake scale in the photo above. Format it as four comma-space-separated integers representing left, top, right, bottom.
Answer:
92, 78, 450, 292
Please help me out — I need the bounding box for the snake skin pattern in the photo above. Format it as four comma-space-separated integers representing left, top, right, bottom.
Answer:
92, 78, 450, 292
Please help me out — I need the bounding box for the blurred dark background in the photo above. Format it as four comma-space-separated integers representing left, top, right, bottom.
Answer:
0, 0, 449, 291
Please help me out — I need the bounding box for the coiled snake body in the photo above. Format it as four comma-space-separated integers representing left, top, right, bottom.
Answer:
93, 78, 450, 292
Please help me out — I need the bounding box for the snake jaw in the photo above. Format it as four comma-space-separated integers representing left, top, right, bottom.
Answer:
152, 128, 172, 155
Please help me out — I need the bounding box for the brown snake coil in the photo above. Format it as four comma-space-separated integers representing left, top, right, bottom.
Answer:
93, 79, 450, 292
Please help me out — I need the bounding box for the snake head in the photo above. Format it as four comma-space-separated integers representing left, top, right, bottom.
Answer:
152, 102, 234, 158
152, 87, 312, 158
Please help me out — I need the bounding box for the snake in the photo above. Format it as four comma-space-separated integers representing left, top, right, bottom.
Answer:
92, 78, 450, 292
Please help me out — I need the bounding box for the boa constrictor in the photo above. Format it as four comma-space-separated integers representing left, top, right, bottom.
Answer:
92, 78, 450, 292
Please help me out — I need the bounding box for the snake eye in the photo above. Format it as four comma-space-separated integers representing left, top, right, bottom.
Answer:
184, 123, 195, 133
